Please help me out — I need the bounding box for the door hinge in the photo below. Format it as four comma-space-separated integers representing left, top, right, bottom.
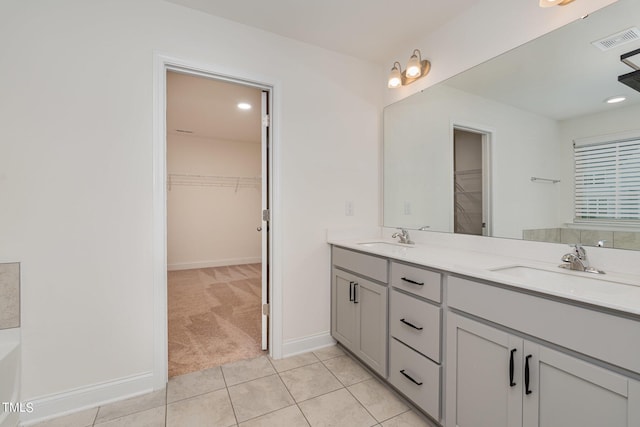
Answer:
262, 114, 270, 127
262, 209, 270, 222
262, 303, 270, 316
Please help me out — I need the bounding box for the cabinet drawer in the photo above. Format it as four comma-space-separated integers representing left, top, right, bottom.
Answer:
391, 262, 441, 302
389, 338, 440, 420
390, 289, 440, 362
333, 247, 387, 283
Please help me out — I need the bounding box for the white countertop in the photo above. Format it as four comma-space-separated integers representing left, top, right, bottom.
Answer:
329, 238, 640, 317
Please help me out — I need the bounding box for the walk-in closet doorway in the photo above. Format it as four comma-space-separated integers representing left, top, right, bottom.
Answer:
164, 69, 271, 378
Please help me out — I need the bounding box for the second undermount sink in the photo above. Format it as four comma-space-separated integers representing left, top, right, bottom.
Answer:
489, 265, 638, 296
358, 241, 414, 249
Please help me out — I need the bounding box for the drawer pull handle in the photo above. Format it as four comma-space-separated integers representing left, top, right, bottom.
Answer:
353, 282, 359, 304
525, 355, 532, 395
509, 349, 517, 387
349, 281, 354, 302
400, 318, 423, 330
400, 369, 423, 386
401, 277, 424, 286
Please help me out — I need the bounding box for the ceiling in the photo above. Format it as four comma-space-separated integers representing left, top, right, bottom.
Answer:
443, 0, 640, 121
166, 71, 262, 143
162, 0, 483, 143
163, 0, 481, 63
164, 1, 637, 140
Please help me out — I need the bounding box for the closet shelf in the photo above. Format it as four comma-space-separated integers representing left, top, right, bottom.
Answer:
167, 173, 261, 191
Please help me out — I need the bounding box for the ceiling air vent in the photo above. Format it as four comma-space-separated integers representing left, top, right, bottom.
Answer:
592, 27, 640, 51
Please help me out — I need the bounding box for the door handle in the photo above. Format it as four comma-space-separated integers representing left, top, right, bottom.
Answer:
349, 281, 354, 302
257, 226, 262, 232
400, 318, 423, 330
525, 355, 533, 395
400, 369, 423, 386
401, 277, 424, 286
353, 282, 359, 303
509, 349, 517, 387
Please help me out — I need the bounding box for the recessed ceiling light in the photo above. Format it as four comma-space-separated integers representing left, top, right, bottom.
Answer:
237, 102, 252, 110
605, 96, 627, 104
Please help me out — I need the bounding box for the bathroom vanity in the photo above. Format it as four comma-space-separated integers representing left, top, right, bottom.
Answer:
329, 240, 640, 427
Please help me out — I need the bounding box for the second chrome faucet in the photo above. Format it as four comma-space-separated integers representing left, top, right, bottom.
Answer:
559, 244, 605, 274
392, 228, 414, 245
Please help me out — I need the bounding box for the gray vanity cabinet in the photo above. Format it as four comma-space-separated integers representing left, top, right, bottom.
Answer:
388, 261, 442, 421
331, 247, 388, 377
446, 276, 640, 427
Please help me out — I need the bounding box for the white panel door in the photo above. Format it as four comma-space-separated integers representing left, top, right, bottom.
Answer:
331, 269, 358, 352
524, 343, 640, 427
356, 278, 388, 377
446, 313, 522, 427
260, 91, 268, 350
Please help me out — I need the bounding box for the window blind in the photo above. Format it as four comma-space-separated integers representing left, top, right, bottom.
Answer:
574, 137, 640, 221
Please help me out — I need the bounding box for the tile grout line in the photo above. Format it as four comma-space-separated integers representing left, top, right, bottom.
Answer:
219, 364, 240, 427
164, 386, 168, 427
91, 406, 99, 427
225, 357, 301, 426
321, 348, 412, 426
266, 356, 313, 427
341, 378, 381, 425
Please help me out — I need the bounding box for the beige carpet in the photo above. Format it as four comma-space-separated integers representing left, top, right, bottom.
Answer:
168, 264, 266, 378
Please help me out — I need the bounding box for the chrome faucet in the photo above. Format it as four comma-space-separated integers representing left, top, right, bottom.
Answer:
392, 228, 414, 245
559, 244, 604, 274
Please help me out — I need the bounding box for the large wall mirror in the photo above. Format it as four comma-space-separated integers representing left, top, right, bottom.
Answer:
384, 0, 640, 250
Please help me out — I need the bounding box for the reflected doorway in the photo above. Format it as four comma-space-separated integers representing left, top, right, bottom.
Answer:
453, 127, 491, 236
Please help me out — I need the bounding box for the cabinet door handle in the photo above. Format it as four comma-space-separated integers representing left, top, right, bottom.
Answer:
400, 369, 423, 386
401, 277, 424, 286
400, 318, 423, 330
349, 281, 354, 302
353, 282, 359, 303
525, 355, 532, 395
509, 349, 517, 387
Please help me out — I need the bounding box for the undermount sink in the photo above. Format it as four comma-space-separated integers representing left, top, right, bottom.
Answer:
358, 241, 414, 249
489, 265, 638, 297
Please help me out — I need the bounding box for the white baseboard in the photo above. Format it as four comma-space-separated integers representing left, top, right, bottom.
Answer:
20, 372, 157, 426
281, 332, 336, 358
167, 257, 261, 271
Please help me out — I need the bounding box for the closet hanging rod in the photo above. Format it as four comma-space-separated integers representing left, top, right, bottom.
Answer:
167, 173, 261, 191
530, 176, 560, 184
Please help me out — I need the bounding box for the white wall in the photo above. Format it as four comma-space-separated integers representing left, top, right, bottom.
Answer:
0, 0, 382, 413
167, 134, 261, 270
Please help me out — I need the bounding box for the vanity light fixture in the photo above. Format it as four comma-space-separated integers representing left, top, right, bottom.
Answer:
539, 0, 575, 7
237, 102, 252, 110
388, 49, 431, 89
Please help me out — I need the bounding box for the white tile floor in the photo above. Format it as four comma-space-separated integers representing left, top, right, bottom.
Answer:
29, 345, 438, 427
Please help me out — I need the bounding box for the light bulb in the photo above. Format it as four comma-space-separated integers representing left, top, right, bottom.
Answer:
388, 63, 402, 88
605, 96, 626, 104
406, 53, 422, 78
